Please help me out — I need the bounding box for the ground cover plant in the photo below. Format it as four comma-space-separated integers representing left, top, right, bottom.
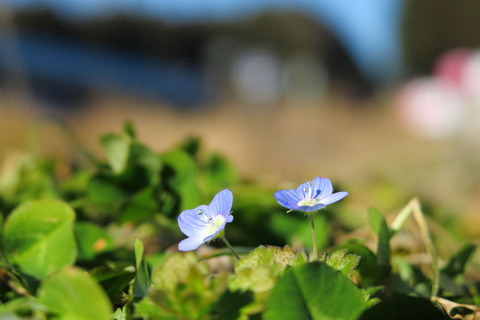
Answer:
0, 122, 478, 319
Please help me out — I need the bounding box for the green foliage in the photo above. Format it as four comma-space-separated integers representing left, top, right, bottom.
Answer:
0, 297, 49, 319
74, 222, 113, 261
3, 200, 77, 279
441, 243, 476, 279
322, 248, 360, 279
100, 132, 131, 175
227, 246, 307, 317
160, 150, 203, 213
270, 213, 330, 252
368, 208, 391, 266
229, 246, 307, 293
133, 238, 151, 299
135, 252, 229, 319
0, 122, 477, 319
357, 294, 448, 320
37, 267, 112, 320
264, 262, 367, 320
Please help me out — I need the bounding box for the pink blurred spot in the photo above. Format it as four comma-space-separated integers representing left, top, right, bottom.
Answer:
395, 78, 466, 139
433, 49, 472, 89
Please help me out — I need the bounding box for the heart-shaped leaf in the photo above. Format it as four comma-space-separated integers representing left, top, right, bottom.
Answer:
38, 267, 112, 320
4, 200, 77, 278
264, 262, 366, 320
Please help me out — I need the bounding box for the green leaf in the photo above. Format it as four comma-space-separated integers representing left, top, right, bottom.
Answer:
201, 154, 237, 194
113, 307, 128, 320
335, 239, 377, 271
100, 133, 131, 174
212, 290, 254, 320
74, 222, 113, 261
143, 252, 228, 319
90, 266, 136, 303
38, 267, 112, 320
264, 262, 366, 320
357, 293, 448, 320
129, 143, 161, 184
123, 120, 137, 139
229, 246, 306, 294
86, 176, 127, 213
270, 213, 329, 252
368, 208, 391, 265
0, 297, 49, 319
133, 238, 151, 298
441, 243, 476, 278
3, 200, 77, 278
160, 150, 203, 212
119, 187, 157, 223
323, 249, 360, 279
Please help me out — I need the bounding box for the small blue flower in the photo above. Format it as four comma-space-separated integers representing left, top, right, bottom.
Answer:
274, 177, 348, 213
177, 189, 234, 251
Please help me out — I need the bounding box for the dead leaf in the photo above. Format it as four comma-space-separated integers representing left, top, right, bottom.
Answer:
433, 297, 480, 320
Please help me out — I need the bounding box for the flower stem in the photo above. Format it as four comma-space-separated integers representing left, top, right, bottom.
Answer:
310, 214, 318, 261
221, 236, 240, 260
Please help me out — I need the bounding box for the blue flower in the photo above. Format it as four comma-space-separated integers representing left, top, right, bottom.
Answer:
177, 189, 234, 251
274, 177, 348, 213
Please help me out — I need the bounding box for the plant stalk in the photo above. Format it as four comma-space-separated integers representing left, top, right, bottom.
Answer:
390, 198, 439, 297
310, 214, 318, 261
221, 236, 240, 260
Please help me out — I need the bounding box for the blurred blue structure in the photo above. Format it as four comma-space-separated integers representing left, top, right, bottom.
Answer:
0, 31, 209, 106
11, 0, 406, 84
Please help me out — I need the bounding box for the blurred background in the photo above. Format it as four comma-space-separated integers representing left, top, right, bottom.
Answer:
1, 0, 480, 238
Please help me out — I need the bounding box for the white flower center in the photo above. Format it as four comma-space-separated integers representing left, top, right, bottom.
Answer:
298, 198, 322, 207
297, 182, 322, 207
205, 215, 226, 235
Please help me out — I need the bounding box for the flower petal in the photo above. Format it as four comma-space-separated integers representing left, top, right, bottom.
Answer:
314, 177, 333, 199
177, 205, 209, 237
209, 189, 233, 219
319, 191, 348, 206
226, 215, 234, 223
296, 181, 312, 198
203, 232, 219, 243
178, 236, 205, 251
297, 203, 326, 212
274, 189, 301, 210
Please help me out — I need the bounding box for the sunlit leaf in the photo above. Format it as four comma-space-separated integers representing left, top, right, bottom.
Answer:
264, 262, 366, 320
38, 267, 112, 320
323, 249, 360, 279
100, 133, 131, 174
0, 297, 49, 319
3, 200, 77, 278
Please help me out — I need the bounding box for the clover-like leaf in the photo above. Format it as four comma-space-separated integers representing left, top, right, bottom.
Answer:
137, 252, 228, 320
323, 249, 360, 279
38, 267, 112, 320
230, 246, 307, 293
3, 200, 77, 279
264, 262, 366, 320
